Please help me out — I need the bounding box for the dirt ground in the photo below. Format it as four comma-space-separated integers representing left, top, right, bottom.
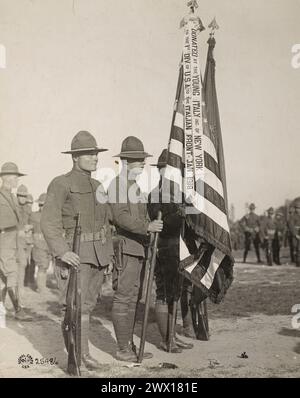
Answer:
0, 248, 299, 378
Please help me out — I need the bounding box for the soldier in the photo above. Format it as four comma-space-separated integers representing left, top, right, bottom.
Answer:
24, 194, 36, 289
273, 211, 285, 265
261, 207, 276, 265
148, 149, 194, 353
108, 136, 163, 362
287, 205, 296, 264
240, 203, 262, 263
30, 193, 52, 293
16, 184, 32, 307
41, 131, 114, 371
0, 162, 32, 321
288, 198, 300, 267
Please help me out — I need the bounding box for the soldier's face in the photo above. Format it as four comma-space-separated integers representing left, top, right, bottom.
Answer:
2, 174, 18, 189
126, 159, 146, 178
159, 167, 166, 177
17, 195, 27, 205
75, 153, 98, 172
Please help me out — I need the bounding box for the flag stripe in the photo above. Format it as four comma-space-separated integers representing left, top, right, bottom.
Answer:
189, 191, 230, 232
169, 138, 184, 158
174, 112, 184, 130
200, 249, 225, 289
204, 152, 221, 180
170, 125, 184, 144
202, 168, 224, 198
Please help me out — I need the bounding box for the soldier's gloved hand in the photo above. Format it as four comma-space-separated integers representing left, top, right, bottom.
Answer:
61, 251, 81, 269
148, 220, 164, 233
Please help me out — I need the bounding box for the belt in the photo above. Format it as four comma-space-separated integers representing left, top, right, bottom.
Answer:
0, 226, 17, 234
66, 231, 106, 244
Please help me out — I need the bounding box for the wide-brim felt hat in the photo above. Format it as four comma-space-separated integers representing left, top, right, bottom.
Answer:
62, 131, 108, 154
114, 136, 152, 159
151, 149, 168, 167
17, 184, 29, 197
0, 162, 26, 177
36, 193, 47, 205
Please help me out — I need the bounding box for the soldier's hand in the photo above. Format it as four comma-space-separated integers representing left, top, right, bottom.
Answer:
61, 251, 81, 269
148, 220, 164, 233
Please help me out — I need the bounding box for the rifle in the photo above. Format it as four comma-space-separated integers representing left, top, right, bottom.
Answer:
64, 213, 82, 376
137, 211, 162, 363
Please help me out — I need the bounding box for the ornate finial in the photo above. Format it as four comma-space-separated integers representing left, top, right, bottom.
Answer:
208, 17, 219, 36
187, 0, 198, 13
180, 0, 205, 31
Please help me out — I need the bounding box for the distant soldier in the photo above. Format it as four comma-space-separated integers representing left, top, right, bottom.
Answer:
41, 131, 114, 371
148, 149, 193, 353
30, 193, 52, 293
16, 184, 32, 306
240, 203, 262, 263
0, 162, 32, 321
273, 211, 285, 265
108, 137, 163, 362
288, 198, 300, 267
24, 193, 35, 288
287, 205, 296, 264
261, 207, 276, 265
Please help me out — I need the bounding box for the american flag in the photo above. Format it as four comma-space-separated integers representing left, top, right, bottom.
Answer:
164, 20, 234, 304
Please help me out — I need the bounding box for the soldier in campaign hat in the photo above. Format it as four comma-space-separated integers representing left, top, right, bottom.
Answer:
240, 203, 262, 264
29, 193, 52, 293
108, 136, 163, 362
0, 163, 31, 321
41, 131, 114, 372
148, 149, 194, 352
288, 198, 300, 267
16, 184, 33, 307
24, 193, 35, 288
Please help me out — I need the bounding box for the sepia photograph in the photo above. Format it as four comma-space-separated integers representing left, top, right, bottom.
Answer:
0, 0, 299, 383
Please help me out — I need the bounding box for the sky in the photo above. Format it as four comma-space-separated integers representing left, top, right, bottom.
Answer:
0, 0, 299, 218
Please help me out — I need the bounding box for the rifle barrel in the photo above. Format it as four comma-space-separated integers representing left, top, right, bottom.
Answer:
138, 211, 162, 363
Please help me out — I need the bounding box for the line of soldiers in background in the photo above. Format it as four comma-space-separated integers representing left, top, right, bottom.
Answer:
230, 201, 300, 266
0, 162, 52, 321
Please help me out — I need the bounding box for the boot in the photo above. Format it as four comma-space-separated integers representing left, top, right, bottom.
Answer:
181, 291, 196, 340
36, 271, 47, 293
155, 301, 182, 353
80, 314, 103, 371
7, 288, 32, 321
255, 247, 262, 264
112, 303, 136, 362
243, 250, 248, 263
174, 335, 193, 350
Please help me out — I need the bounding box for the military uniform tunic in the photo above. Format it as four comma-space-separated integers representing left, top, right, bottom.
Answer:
108, 173, 150, 351
41, 167, 114, 314
0, 188, 19, 287
30, 211, 52, 272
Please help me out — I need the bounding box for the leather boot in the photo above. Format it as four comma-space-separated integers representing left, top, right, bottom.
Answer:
181, 291, 196, 339
36, 271, 47, 293
112, 302, 136, 361
155, 301, 182, 354
243, 250, 248, 263
7, 288, 32, 321
80, 314, 103, 370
